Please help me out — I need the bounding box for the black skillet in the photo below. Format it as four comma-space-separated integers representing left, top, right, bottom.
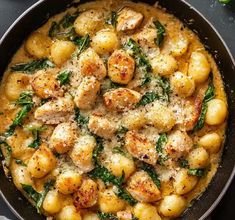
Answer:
0, 0, 235, 219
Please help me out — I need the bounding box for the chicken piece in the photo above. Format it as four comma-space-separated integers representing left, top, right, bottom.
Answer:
73, 179, 98, 209
78, 48, 107, 80
50, 122, 77, 154
103, 88, 141, 112
117, 7, 144, 32
127, 171, 161, 202
88, 114, 116, 139
69, 135, 96, 172
165, 130, 193, 159
74, 76, 100, 110
108, 49, 135, 85
34, 97, 74, 124
31, 69, 63, 99
125, 131, 157, 165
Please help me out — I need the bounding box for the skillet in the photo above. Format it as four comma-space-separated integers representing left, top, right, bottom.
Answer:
0, 0, 235, 219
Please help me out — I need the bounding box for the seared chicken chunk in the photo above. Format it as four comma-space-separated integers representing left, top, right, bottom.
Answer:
74, 76, 100, 110
117, 7, 144, 32
127, 171, 161, 202
69, 135, 96, 172
88, 114, 116, 139
31, 69, 63, 99
79, 48, 107, 80
50, 122, 77, 154
125, 131, 157, 165
34, 96, 74, 124
108, 49, 135, 84
104, 88, 141, 112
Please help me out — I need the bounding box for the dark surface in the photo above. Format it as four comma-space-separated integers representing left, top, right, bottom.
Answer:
0, 0, 234, 219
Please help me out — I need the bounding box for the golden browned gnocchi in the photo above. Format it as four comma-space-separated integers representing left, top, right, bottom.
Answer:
0, 0, 227, 219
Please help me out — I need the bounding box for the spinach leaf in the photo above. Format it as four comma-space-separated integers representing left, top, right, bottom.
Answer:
156, 134, 168, 153
154, 20, 165, 46
98, 212, 118, 220
0, 141, 12, 166
57, 70, 71, 85
140, 162, 161, 189
193, 76, 215, 132
115, 186, 137, 206
14, 91, 34, 106
179, 158, 189, 169
132, 217, 139, 220
11, 59, 55, 74
48, 21, 60, 38
112, 147, 127, 156
60, 11, 80, 28
27, 126, 46, 149
92, 137, 104, 164
124, 38, 152, 87
157, 76, 171, 102
106, 11, 118, 28
74, 108, 89, 129
116, 126, 128, 135
188, 168, 206, 177
73, 34, 90, 57
15, 159, 27, 167
137, 92, 159, 107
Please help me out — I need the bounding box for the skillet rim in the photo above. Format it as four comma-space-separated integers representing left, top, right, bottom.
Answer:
0, 0, 234, 219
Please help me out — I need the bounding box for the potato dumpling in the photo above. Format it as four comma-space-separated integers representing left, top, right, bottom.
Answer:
83, 212, 99, 220
159, 195, 186, 217
43, 190, 62, 214
127, 171, 161, 202
99, 188, 126, 213
25, 32, 51, 58
198, 133, 222, 154
108, 49, 135, 84
5, 73, 30, 101
50, 122, 77, 154
74, 76, 100, 110
103, 88, 141, 112
188, 51, 210, 83
50, 40, 76, 66
169, 34, 189, 57
205, 99, 227, 125
31, 69, 64, 99
74, 10, 103, 36
73, 179, 98, 209
56, 205, 82, 220
188, 147, 210, 169
117, 7, 144, 32
56, 170, 82, 195
79, 48, 107, 80
134, 203, 162, 220
27, 144, 57, 178
69, 135, 96, 172
173, 169, 198, 195
165, 130, 193, 159
151, 54, 178, 76
125, 131, 157, 165
145, 103, 176, 133
91, 29, 119, 55
170, 71, 195, 97
88, 114, 116, 139
122, 110, 146, 130
106, 153, 135, 178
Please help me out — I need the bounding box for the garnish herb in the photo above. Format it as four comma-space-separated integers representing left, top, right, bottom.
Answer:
57, 70, 71, 85
15, 159, 27, 167
188, 168, 206, 177
72, 34, 90, 57
98, 212, 118, 220
154, 20, 165, 46
26, 126, 47, 149
106, 11, 118, 28
74, 108, 89, 129
124, 38, 152, 87
0, 141, 12, 166
193, 75, 215, 132
136, 92, 159, 107
11, 59, 55, 74
21, 179, 55, 213
140, 162, 161, 189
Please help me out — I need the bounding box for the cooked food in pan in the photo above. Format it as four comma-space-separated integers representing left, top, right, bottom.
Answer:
0, 0, 227, 219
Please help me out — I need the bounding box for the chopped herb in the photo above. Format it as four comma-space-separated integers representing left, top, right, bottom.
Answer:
106, 11, 118, 28
188, 168, 206, 177
179, 158, 189, 169
11, 59, 55, 74
137, 91, 159, 107
15, 159, 27, 167
156, 134, 168, 153
73, 34, 90, 57
98, 212, 118, 220
57, 70, 71, 85
74, 108, 89, 129
193, 75, 215, 132
154, 20, 165, 46
26, 126, 46, 149
92, 137, 104, 164
124, 38, 152, 87
157, 155, 169, 166
0, 141, 12, 166
140, 162, 161, 189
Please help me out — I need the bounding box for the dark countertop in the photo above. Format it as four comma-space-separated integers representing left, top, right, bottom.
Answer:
0, 0, 234, 219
